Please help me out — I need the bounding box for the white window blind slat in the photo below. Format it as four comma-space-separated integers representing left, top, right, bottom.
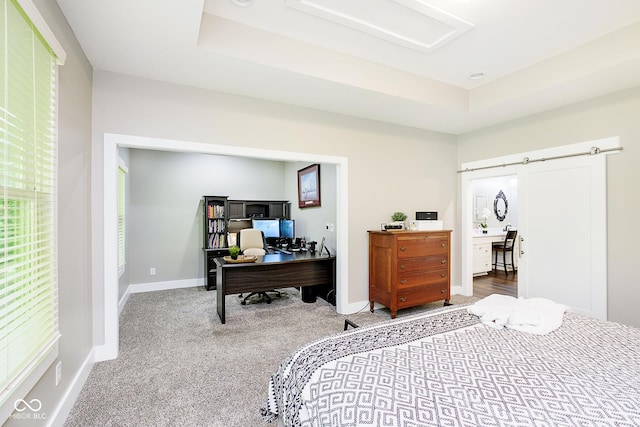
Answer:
117, 165, 126, 271
0, 0, 60, 420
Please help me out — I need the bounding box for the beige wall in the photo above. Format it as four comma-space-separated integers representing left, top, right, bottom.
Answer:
4, 1, 94, 425
91, 71, 458, 313
457, 86, 640, 327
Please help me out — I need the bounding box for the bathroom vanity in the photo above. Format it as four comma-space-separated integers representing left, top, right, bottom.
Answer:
473, 229, 518, 275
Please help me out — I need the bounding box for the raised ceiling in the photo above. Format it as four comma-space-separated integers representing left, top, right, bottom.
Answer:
56, 0, 640, 134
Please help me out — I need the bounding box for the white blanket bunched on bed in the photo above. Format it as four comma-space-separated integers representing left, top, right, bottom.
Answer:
468, 294, 566, 334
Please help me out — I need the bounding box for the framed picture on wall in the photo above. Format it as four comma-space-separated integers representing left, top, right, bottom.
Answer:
297, 164, 321, 208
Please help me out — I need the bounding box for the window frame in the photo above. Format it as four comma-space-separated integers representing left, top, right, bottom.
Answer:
0, 0, 65, 422
117, 159, 128, 276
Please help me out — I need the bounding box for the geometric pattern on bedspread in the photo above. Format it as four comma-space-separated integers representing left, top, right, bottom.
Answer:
263, 307, 640, 427
261, 308, 481, 426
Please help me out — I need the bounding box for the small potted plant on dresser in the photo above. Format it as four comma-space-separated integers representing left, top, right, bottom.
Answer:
228, 245, 240, 260
384, 212, 407, 230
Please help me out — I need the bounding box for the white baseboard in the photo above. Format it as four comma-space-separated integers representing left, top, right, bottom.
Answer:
128, 278, 203, 294
338, 299, 373, 315
118, 286, 131, 316
451, 285, 471, 296
47, 349, 95, 427
118, 279, 202, 316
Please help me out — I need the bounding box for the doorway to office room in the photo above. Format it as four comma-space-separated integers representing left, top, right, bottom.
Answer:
98, 133, 349, 361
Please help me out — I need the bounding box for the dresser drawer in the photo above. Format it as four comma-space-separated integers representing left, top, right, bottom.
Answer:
397, 269, 448, 288
369, 230, 451, 319
397, 255, 448, 273
396, 234, 449, 258
397, 283, 449, 308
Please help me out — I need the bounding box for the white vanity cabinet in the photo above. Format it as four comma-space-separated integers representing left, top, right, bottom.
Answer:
472, 236, 493, 275
473, 231, 519, 275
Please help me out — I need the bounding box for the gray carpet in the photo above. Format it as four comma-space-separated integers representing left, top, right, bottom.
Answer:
64, 287, 477, 426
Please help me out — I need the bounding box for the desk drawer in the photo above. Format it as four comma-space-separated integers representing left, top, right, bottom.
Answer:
397, 269, 448, 288
397, 283, 449, 308
397, 255, 447, 273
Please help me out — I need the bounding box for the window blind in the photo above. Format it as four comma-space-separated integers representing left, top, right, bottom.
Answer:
117, 165, 126, 271
0, 0, 60, 413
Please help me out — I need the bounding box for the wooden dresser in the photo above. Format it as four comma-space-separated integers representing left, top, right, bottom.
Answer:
368, 230, 451, 318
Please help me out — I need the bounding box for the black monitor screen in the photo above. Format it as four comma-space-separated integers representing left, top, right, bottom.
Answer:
280, 219, 295, 239
252, 219, 280, 238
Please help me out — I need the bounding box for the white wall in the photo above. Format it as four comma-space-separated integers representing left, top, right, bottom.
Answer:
472, 176, 518, 230
458, 86, 640, 328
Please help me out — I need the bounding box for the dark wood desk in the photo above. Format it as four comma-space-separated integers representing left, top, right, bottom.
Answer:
215, 252, 336, 324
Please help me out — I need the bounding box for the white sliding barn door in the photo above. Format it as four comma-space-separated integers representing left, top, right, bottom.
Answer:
517, 154, 607, 319
460, 139, 618, 321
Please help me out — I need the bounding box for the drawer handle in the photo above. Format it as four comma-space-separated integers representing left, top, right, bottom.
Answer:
399, 296, 407, 302
400, 264, 406, 269
441, 259, 447, 264
400, 279, 407, 285
441, 242, 446, 248
440, 273, 446, 278
400, 246, 406, 251
441, 289, 445, 293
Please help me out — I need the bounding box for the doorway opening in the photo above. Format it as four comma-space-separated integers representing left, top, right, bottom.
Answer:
470, 175, 518, 299
459, 137, 618, 322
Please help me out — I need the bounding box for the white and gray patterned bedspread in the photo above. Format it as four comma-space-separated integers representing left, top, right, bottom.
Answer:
261, 306, 640, 426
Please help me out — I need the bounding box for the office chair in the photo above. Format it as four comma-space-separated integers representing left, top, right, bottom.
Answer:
237, 228, 281, 305
492, 229, 518, 275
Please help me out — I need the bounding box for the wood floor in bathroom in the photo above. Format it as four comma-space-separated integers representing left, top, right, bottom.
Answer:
473, 269, 518, 299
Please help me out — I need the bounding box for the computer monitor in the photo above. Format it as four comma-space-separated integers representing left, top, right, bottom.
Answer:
251, 218, 280, 239
280, 219, 295, 240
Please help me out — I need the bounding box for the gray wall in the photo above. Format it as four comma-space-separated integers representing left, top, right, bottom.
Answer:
5, 0, 94, 425
457, 87, 640, 328
123, 152, 338, 288
127, 149, 287, 285
286, 162, 338, 254
91, 72, 458, 315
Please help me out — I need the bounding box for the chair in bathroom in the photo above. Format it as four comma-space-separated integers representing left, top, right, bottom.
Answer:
492, 229, 518, 275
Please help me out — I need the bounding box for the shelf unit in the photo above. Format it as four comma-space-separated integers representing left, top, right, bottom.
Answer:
226, 200, 290, 219
203, 196, 228, 290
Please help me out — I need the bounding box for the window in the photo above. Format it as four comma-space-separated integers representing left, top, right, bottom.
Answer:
0, 0, 64, 419
117, 163, 127, 273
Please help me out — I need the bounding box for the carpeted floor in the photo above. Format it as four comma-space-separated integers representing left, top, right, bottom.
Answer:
64, 287, 477, 426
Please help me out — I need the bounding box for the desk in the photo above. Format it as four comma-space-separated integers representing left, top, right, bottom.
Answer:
215, 252, 336, 324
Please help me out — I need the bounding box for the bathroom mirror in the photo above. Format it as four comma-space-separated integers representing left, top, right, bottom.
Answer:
474, 195, 487, 221
494, 190, 508, 222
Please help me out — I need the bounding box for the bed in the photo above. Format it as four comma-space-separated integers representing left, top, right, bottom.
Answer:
261, 298, 640, 426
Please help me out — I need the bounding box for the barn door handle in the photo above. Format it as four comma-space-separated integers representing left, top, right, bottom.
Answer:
519, 236, 525, 257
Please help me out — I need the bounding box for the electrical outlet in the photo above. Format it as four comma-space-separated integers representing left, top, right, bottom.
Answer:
326, 223, 335, 232
55, 361, 62, 386
149, 267, 156, 276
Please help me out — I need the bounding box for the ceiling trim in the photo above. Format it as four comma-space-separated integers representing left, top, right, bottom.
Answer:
285, 0, 474, 53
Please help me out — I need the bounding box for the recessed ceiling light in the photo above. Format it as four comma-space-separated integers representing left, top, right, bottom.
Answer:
231, 0, 254, 6
469, 72, 485, 80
